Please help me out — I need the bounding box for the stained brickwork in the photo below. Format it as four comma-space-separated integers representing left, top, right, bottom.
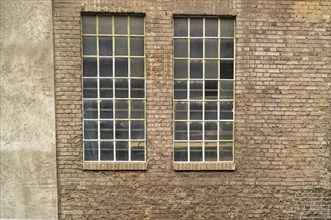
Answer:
53, 0, 331, 219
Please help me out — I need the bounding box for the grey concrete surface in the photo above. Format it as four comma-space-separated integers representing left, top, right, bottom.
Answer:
0, 0, 58, 219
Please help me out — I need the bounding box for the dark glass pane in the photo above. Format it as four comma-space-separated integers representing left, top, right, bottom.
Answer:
84, 121, 98, 139
100, 142, 114, 161
205, 122, 217, 140
83, 58, 97, 77
83, 36, 96, 55
131, 100, 145, 119
174, 80, 187, 99
205, 18, 218, 37
190, 39, 203, 58
100, 120, 113, 139
116, 141, 129, 161
221, 19, 234, 37
205, 142, 217, 161
174, 101, 188, 120
130, 16, 144, 35
205, 38, 218, 58
99, 16, 112, 34
190, 122, 202, 140
190, 102, 203, 120
219, 122, 233, 140
100, 58, 113, 77
205, 60, 218, 79
130, 58, 144, 77
190, 18, 203, 37
99, 37, 112, 56
100, 100, 113, 119
174, 60, 188, 79
174, 18, 188, 37
131, 121, 144, 139
130, 37, 144, 56
190, 81, 203, 100
83, 79, 97, 98
115, 100, 128, 119
115, 79, 128, 98
84, 141, 98, 161
190, 60, 203, 79
115, 58, 128, 77
82, 16, 96, 34
100, 79, 113, 98
220, 60, 234, 79
114, 16, 127, 34
174, 39, 188, 58
220, 81, 234, 99
115, 121, 129, 139
174, 122, 187, 140
205, 101, 217, 120
220, 101, 233, 120
190, 142, 202, 161
219, 142, 233, 161
174, 142, 188, 161
131, 79, 145, 98
115, 37, 128, 56
220, 39, 234, 58
205, 80, 218, 100
84, 100, 98, 119
131, 141, 145, 161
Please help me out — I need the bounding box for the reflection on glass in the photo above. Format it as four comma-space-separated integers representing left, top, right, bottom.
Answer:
114, 16, 127, 34
219, 142, 233, 161
100, 121, 113, 139
221, 19, 234, 37
174, 18, 188, 37
220, 39, 234, 58
205, 142, 217, 161
174, 60, 188, 79
205, 18, 218, 36
84, 121, 98, 139
116, 141, 128, 161
190, 122, 202, 140
190, 39, 203, 58
175, 122, 188, 140
174, 80, 187, 99
99, 37, 112, 56
130, 37, 144, 56
82, 16, 96, 34
131, 100, 145, 119
220, 101, 233, 119
190, 142, 202, 161
131, 121, 145, 139
99, 16, 112, 34
174, 39, 188, 58
115, 100, 128, 119
220, 81, 234, 99
83, 37, 96, 55
83, 58, 97, 77
190, 18, 203, 37
115, 58, 128, 77
205, 61, 218, 79
100, 100, 113, 119
100, 79, 113, 98
130, 16, 144, 35
190, 60, 203, 79
220, 60, 234, 79
174, 142, 188, 161
205, 38, 218, 58
115, 79, 128, 98
131, 141, 145, 161
115, 121, 129, 139
84, 141, 98, 161
100, 141, 114, 161
130, 58, 144, 77
219, 122, 233, 140
84, 100, 98, 119
174, 101, 188, 120
100, 58, 113, 77
83, 79, 97, 98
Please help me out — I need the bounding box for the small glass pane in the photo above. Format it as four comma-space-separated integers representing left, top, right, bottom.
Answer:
220, 81, 234, 99
174, 80, 187, 99
205, 60, 218, 79
115, 37, 128, 56
205, 38, 218, 58
220, 60, 234, 79
115, 79, 128, 98
115, 121, 129, 139
100, 142, 114, 161
174, 18, 188, 37
100, 100, 113, 119
190, 102, 203, 120
82, 16, 96, 34
174, 60, 188, 79
221, 19, 234, 37
130, 16, 144, 35
205, 80, 218, 100
84, 121, 98, 139
130, 59, 144, 77
219, 122, 233, 140
115, 100, 128, 119
190, 60, 203, 79
116, 141, 128, 161
219, 142, 233, 161
190, 39, 203, 58
131, 121, 144, 139
100, 58, 113, 77
174, 142, 188, 161
100, 79, 113, 98
99, 16, 112, 34
114, 16, 127, 34
131, 79, 145, 98
83, 37, 96, 55
220, 101, 233, 120
130, 37, 144, 56
83, 79, 97, 98
83, 58, 97, 77
205, 101, 217, 120
205, 142, 217, 161
205, 18, 218, 37
174, 101, 188, 120
205, 122, 217, 140
174, 39, 188, 58
100, 121, 113, 139
190, 142, 202, 161
190, 81, 203, 100
220, 39, 234, 58
174, 122, 187, 140
131, 100, 145, 119
131, 141, 145, 161
190, 18, 203, 37
84, 141, 98, 161
115, 58, 128, 77
84, 100, 98, 119
99, 37, 112, 56
190, 122, 202, 140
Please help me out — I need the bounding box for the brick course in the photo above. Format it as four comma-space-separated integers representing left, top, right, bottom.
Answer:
53, 0, 331, 219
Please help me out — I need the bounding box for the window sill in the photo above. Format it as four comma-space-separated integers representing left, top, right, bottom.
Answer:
173, 162, 235, 171
83, 162, 147, 171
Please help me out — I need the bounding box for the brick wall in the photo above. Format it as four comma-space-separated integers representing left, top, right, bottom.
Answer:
53, 0, 331, 219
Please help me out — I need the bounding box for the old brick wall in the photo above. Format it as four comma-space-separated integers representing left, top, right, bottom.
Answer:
53, 0, 330, 219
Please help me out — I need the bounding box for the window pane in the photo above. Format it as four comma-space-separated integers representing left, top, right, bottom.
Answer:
115, 121, 129, 139
205, 101, 217, 120
84, 141, 98, 161
115, 79, 128, 98
174, 18, 188, 37
220, 39, 234, 58
99, 16, 112, 34
131, 141, 145, 161
205, 60, 218, 79
100, 100, 113, 119
220, 60, 234, 79
174, 80, 187, 99
190, 60, 203, 79
115, 100, 128, 119
99, 58, 113, 77
220, 101, 233, 120
220, 81, 234, 99
114, 16, 127, 34
84, 121, 98, 139
205, 38, 218, 58
131, 121, 144, 139
131, 79, 145, 98
83, 79, 97, 98
130, 58, 144, 77
82, 16, 96, 34
190, 81, 203, 100
174, 39, 188, 58
174, 60, 188, 79
116, 141, 129, 161
83, 58, 97, 77
174, 142, 188, 161
205, 80, 218, 100
83, 37, 96, 55
174, 101, 188, 120
190, 102, 203, 120
100, 79, 113, 98
130, 16, 144, 35
190, 142, 202, 161
219, 122, 233, 140
84, 100, 98, 119
205, 18, 218, 37
205, 142, 217, 161
221, 19, 234, 37
100, 120, 113, 139
190, 122, 202, 140
174, 122, 187, 140
205, 122, 217, 140
130, 37, 144, 56
131, 100, 145, 119
115, 58, 128, 77
190, 39, 203, 58
219, 142, 233, 161
100, 141, 114, 161
115, 37, 128, 56
190, 18, 203, 37
99, 37, 112, 56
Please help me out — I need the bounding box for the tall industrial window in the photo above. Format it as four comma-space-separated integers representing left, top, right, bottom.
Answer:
82, 15, 146, 162
173, 17, 235, 162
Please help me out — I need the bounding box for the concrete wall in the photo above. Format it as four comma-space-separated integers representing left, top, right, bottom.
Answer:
0, 0, 57, 219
